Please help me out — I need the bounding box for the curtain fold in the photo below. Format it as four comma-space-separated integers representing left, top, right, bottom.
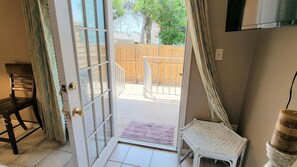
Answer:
185, 0, 232, 129
22, 0, 66, 143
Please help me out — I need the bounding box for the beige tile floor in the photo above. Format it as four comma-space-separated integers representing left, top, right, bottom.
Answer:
0, 121, 72, 167
0, 121, 225, 167
105, 143, 225, 167
117, 84, 180, 147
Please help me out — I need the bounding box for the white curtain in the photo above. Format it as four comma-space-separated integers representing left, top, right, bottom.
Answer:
184, 0, 232, 129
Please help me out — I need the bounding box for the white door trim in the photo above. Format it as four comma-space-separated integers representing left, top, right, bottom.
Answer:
47, 0, 89, 166
104, 0, 119, 139
117, 28, 192, 152
48, 0, 118, 166
177, 28, 192, 150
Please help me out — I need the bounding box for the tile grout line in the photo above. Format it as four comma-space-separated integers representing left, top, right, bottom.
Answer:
63, 156, 73, 167
11, 145, 55, 167
121, 162, 140, 167
105, 144, 132, 166
0, 123, 63, 167
147, 149, 155, 167
33, 147, 64, 167
121, 144, 132, 164
10, 143, 36, 166
4, 128, 46, 165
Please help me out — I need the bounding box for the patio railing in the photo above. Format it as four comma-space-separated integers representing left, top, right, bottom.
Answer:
143, 57, 153, 97
143, 56, 183, 96
115, 62, 125, 96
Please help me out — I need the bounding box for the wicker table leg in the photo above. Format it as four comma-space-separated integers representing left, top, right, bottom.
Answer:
193, 153, 201, 167
177, 138, 182, 166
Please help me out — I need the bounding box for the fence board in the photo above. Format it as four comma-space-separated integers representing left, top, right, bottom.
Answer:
115, 44, 184, 85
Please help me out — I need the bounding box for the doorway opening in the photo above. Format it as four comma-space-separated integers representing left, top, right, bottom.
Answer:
112, 0, 187, 149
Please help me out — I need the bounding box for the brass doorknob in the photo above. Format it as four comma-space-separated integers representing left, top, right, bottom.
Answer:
72, 107, 84, 117
69, 82, 77, 91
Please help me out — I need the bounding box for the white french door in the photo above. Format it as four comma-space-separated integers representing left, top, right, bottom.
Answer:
48, 0, 118, 167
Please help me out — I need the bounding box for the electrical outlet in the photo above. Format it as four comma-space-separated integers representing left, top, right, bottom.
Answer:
215, 49, 223, 60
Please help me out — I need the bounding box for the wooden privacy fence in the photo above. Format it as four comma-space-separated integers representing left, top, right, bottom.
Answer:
115, 44, 185, 86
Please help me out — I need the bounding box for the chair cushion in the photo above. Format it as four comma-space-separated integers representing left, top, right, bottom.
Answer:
0, 97, 34, 116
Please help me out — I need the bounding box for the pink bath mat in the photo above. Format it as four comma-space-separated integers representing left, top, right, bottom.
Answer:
121, 121, 175, 145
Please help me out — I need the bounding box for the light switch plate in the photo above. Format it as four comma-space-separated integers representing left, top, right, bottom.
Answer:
215, 49, 223, 60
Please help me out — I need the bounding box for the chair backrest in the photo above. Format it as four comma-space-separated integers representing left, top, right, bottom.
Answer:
5, 64, 35, 98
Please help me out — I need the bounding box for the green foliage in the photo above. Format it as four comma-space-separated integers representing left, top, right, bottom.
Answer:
133, 0, 158, 19
113, 0, 127, 20
133, 0, 159, 43
153, 0, 187, 45
133, 0, 186, 45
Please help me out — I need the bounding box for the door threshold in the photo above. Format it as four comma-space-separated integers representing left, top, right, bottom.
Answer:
119, 138, 177, 152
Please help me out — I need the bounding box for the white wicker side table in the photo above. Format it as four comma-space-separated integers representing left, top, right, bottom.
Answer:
178, 119, 248, 167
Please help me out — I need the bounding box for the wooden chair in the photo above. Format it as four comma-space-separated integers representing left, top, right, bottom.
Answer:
0, 64, 43, 154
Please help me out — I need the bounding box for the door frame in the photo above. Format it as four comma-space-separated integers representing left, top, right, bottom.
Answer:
48, 0, 118, 166
177, 28, 192, 150
117, 28, 192, 152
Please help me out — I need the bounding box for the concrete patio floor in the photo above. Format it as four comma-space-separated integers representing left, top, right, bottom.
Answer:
116, 83, 180, 147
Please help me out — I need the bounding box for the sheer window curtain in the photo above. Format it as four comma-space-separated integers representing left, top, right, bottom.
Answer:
184, 0, 232, 129
22, 0, 66, 143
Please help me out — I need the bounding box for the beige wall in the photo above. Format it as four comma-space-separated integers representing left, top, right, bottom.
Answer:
238, 27, 297, 166
185, 0, 297, 166
185, 52, 210, 123
185, 0, 259, 125
0, 0, 32, 120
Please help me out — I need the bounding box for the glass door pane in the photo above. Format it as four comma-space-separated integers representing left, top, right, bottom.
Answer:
103, 92, 110, 119
84, 105, 95, 137
101, 63, 109, 91
92, 67, 101, 97
97, 0, 105, 29
87, 135, 97, 164
105, 117, 112, 143
96, 126, 106, 153
99, 32, 107, 62
74, 30, 88, 68
94, 98, 104, 127
85, 0, 96, 28
80, 70, 92, 105
88, 31, 99, 65
70, 0, 113, 166
71, 0, 84, 26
